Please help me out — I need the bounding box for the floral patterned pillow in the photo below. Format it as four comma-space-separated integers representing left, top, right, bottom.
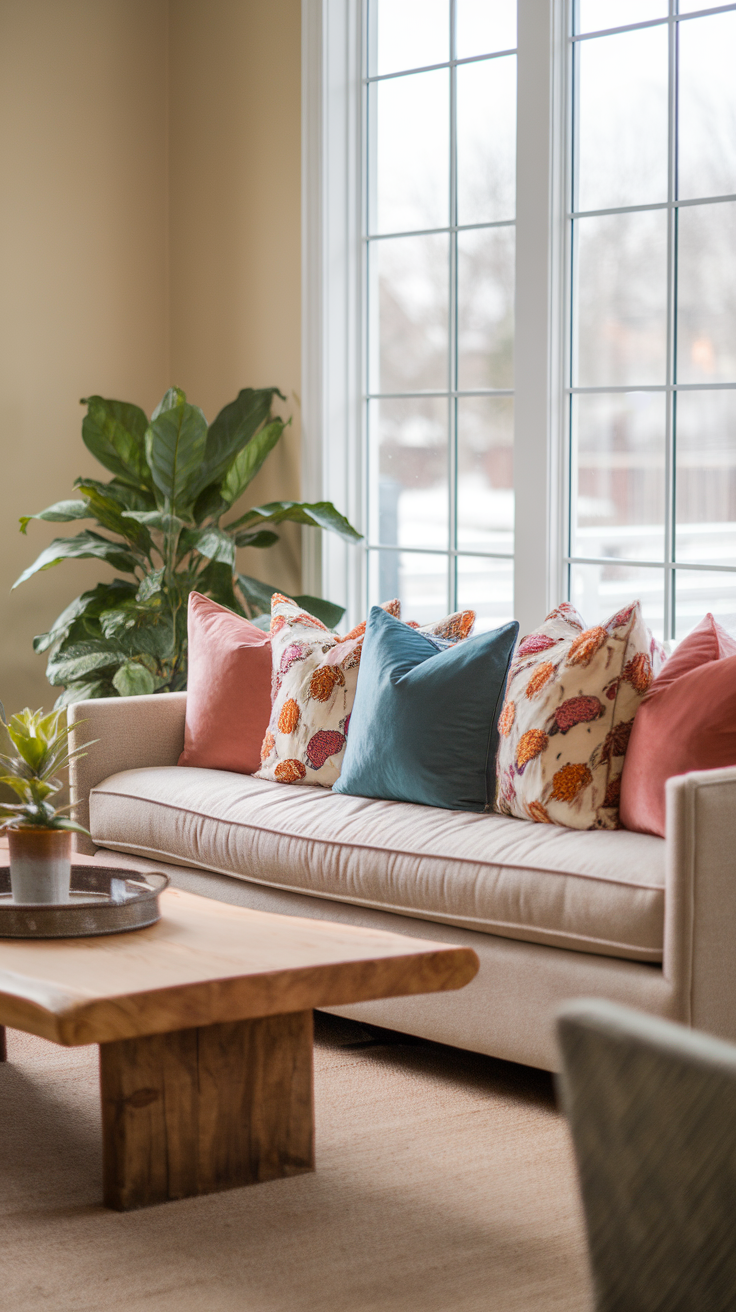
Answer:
495, 601, 666, 830
257, 596, 475, 788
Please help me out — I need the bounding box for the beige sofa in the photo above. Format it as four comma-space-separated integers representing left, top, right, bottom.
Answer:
69, 692, 736, 1072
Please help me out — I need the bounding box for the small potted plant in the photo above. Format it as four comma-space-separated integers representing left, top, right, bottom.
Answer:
0, 703, 92, 904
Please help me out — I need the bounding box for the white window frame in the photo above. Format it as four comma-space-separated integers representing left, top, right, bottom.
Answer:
302, 0, 568, 633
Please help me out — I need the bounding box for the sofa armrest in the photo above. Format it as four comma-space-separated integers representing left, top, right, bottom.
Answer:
68, 693, 187, 855
664, 766, 736, 1042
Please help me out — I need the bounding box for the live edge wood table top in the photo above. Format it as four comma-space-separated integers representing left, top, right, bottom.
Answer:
0, 887, 479, 1211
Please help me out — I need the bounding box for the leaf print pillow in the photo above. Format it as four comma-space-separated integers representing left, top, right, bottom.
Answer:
494, 601, 666, 830
257, 594, 476, 788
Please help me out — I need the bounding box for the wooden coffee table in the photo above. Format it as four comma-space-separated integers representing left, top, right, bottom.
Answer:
0, 887, 478, 1210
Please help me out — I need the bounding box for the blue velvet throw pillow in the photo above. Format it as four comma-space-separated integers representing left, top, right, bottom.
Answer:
333, 607, 519, 812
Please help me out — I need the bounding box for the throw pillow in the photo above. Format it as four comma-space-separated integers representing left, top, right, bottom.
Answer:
256, 595, 476, 788
332, 607, 519, 810
620, 613, 736, 837
178, 592, 272, 774
495, 600, 667, 830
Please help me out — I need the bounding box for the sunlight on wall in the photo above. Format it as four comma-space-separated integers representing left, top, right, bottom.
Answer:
0, 0, 301, 715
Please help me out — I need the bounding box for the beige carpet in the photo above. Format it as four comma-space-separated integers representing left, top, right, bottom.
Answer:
1, 1014, 592, 1312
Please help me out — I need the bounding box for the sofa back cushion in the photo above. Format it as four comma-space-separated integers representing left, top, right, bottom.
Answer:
495, 601, 666, 830
178, 592, 272, 775
620, 613, 736, 837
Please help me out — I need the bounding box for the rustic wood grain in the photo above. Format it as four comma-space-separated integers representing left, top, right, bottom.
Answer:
0, 887, 479, 1046
100, 1010, 314, 1210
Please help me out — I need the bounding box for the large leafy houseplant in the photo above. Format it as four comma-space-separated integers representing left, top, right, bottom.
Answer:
15, 387, 361, 706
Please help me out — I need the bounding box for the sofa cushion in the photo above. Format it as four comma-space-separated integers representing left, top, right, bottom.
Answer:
178, 592, 272, 775
90, 767, 666, 962
620, 614, 736, 837
333, 608, 518, 811
495, 600, 666, 830
256, 594, 400, 788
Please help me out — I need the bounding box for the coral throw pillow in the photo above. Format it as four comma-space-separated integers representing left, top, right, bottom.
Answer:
256, 595, 475, 788
178, 592, 272, 775
620, 613, 736, 837
495, 600, 666, 830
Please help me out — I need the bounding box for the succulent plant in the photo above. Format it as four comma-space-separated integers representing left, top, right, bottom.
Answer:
0, 703, 91, 832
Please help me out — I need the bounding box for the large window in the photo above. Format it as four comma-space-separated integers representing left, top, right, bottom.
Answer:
567, 1, 736, 638
305, 1, 736, 636
363, 0, 517, 628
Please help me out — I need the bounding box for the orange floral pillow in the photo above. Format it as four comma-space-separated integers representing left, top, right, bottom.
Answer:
495, 601, 666, 830
257, 595, 475, 788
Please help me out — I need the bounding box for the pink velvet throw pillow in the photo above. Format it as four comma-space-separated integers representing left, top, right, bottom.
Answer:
178, 592, 272, 775
620, 613, 736, 837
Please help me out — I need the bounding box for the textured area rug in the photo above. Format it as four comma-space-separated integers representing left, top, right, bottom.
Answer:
0, 1014, 592, 1312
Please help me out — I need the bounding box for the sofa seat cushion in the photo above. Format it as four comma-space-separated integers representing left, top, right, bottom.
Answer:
89, 767, 666, 962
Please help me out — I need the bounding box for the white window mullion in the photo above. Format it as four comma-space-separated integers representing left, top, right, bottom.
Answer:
664, 0, 678, 639
513, 0, 567, 636
305, 1, 566, 634
301, 0, 364, 624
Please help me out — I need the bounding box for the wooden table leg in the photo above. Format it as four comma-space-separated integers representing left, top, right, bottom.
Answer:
0, 1025, 6, 1062
99, 1009, 314, 1211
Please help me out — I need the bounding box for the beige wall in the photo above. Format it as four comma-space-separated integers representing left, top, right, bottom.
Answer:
169, 0, 302, 601
0, 0, 302, 717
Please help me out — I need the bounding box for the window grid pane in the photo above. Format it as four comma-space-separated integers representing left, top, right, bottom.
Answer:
567, 5, 736, 641
364, 0, 516, 620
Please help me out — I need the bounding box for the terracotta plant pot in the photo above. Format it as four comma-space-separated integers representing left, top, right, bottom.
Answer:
8, 827, 72, 904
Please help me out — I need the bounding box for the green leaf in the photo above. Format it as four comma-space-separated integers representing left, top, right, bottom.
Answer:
198, 560, 244, 615
0, 776, 39, 801
13, 531, 141, 589
192, 483, 228, 525
236, 573, 278, 614
232, 529, 280, 549
33, 580, 138, 654
19, 500, 90, 534
97, 599, 172, 650
229, 499, 362, 543
81, 397, 151, 489
46, 641, 127, 687
53, 679, 114, 708
145, 401, 208, 512
136, 569, 164, 602
112, 662, 156, 697
6, 729, 45, 772
107, 609, 175, 660
184, 526, 236, 567
151, 387, 186, 420
49, 816, 93, 835
96, 606, 137, 640
123, 510, 185, 535
192, 388, 285, 503
132, 623, 175, 661
76, 482, 153, 554
292, 595, 346, 629
122, 510, 185, 569
220, 418, 286, 506
79, 477, 157, 514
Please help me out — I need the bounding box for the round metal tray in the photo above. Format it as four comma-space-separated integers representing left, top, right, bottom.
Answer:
0, 865, 169, 938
